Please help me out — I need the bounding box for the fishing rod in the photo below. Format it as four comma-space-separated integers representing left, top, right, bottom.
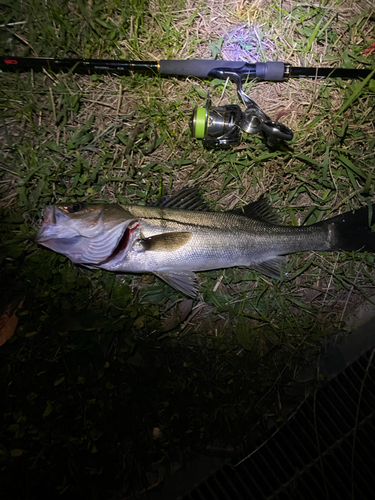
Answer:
2, 55, 373, 80
1, 55, 373, 148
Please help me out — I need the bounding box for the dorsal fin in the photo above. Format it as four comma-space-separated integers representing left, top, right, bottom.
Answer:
152, 187, 209, 211
228, 197, 280, 224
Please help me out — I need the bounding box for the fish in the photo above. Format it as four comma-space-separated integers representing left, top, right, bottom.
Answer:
36, 188, 375, 297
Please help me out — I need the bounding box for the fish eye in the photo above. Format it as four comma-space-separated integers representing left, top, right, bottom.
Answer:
68, 203, 83, 213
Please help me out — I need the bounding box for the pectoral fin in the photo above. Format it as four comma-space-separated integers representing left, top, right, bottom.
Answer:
141, 231, 192, 251
252, 256, 288, 279
153, 270, 198, 297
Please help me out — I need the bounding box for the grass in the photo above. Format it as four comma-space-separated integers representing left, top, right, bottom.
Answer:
1, 0, 375, 498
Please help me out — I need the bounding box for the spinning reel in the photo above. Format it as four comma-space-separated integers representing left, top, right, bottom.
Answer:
190, 67, 293, 149
190, 95, 294, 149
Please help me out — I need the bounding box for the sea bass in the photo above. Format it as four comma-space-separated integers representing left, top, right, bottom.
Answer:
36, 189, 375, 297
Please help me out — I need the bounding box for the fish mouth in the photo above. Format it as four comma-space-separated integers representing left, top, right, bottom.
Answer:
35, 205, 68, 247
36, 206, 137, 265
35, 206, 74, 245
42, 205, 56, 225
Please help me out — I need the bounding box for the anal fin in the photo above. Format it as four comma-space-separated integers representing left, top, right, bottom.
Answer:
252, 256, 288, 279
153, 270, 198, 297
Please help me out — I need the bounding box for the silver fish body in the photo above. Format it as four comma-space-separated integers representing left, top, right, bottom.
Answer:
36, 191, 375, 297
103, 204, 330, 270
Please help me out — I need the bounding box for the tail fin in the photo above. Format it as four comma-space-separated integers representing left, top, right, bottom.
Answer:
316, 205, 375, 252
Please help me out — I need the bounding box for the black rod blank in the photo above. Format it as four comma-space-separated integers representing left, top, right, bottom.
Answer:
1, 55, 373, 81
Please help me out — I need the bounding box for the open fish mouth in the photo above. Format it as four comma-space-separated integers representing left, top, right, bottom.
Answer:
36, 206, 136, 265
35, 206, 78, 246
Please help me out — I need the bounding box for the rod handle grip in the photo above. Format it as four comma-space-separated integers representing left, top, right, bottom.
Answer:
255, 62, 285, 81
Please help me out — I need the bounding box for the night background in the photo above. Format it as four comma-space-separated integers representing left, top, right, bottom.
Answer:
1, 0, 375, 498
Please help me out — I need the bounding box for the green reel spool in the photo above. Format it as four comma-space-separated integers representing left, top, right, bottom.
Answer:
189, 99, 242, 149
190, 106, 207, 139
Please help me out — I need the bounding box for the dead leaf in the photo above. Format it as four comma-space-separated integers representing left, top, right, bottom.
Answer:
161, 299, 193, 332
0, 300, 24, 346
152, 427, 162, 439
